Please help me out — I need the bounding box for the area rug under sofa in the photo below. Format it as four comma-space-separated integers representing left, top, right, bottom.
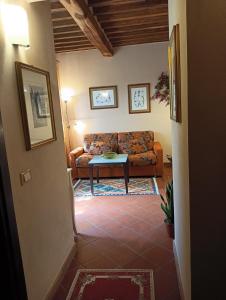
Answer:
74, 177, 159, 198
66, 269, 155, 300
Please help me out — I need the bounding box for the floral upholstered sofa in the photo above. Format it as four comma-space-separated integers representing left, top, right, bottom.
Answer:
69, 131, 163, 180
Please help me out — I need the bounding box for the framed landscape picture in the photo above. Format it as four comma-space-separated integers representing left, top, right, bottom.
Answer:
168, 24, 181, 122
89, 86, 118, 110
128, 83, 151, 114
15, 62, 56, 150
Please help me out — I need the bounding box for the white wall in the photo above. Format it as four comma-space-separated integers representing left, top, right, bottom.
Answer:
168, 0, 191, 299
0, 1, 74, 299
57, 42, 172, 161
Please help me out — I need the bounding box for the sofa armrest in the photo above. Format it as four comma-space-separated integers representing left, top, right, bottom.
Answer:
68, 147, 84, 181
68, 147, 84, 168
153, 142, 163, 176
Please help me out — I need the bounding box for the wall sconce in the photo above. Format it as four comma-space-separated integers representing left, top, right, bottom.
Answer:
1, 4, 30, 47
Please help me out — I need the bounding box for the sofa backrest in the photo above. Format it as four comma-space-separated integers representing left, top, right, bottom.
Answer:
83, 132, 118, 154
118, 131, 154, 154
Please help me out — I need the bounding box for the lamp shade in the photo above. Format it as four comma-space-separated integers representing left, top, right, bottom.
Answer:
60, 88, 75, 103
2, 4, 30, 47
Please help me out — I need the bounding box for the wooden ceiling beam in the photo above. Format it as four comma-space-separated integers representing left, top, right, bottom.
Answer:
55, 44, 94, 49
93, 2, 168, 15
56, 45, 95, 51
108, 29, 169, 39
51, 10, 71, 20
98, 6, 168, 23
88, 0, 144, 8
110, 32, 168, 43
51, 2, 64, 10
112, 37, 169, 47
55, 37, 90, 44
55, 42, 92, 48
54, 31, 85, 38
101, 15, 168, 28
59, 0, 113, 56
53, 25, 81, 33
105, 23, 168, 34
52, 18, 75, 28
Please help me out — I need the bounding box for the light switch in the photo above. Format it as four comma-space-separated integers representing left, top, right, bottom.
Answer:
20, 169, 31, 185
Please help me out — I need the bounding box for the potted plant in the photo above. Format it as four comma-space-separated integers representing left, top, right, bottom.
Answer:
160, 180, 174, 239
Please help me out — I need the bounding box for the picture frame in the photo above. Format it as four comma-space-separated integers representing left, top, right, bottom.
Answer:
128, 83, 151, 114
15, 62, 56, 150
89, 86, 118, 110
168, 24, 181, 122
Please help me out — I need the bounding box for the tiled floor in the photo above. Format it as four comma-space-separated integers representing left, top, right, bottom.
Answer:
53, 166, 180, 300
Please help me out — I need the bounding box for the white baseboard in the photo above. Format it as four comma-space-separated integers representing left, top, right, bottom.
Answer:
173, 241, 185, 300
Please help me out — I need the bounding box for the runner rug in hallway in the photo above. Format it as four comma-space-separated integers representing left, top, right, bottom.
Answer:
74, 177, 159, 198
66, 269, 155, 300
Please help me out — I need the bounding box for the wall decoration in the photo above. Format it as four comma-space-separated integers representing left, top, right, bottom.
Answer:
128, 83, 151, 114
168, 24, 181, 122
15, 62, 56, 150
152, 72, 170, 105
89, 86, 118, 109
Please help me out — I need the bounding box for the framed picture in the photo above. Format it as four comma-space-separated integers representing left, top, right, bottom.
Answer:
89, 86, 118, 110
128, 83, 151, 114
15, 62, 56, 150
168, 24, 181, 122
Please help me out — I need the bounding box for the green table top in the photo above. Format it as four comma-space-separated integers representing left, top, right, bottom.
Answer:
89, 154, 128, 165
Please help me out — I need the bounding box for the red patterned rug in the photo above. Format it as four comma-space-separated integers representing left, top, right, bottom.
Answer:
66, 269, 155, 300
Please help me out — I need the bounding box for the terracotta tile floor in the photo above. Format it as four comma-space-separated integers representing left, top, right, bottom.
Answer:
53, 166, 181, 300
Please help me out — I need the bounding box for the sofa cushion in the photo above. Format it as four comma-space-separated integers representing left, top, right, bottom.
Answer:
76, 153, 93, 167
89, 141, 112, 155
84, 133, 118, 154
118, 131, 154, 153
120, 138, 148, 154
129, 150, 157, 166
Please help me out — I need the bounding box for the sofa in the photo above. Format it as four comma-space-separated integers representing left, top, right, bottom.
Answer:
69, 131, 163, 180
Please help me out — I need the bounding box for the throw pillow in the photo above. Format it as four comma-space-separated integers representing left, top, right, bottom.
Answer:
89, 141, 112, 155
119, 138, 148, 154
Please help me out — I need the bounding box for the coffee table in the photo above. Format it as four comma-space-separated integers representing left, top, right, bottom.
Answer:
88, 154, 129, 195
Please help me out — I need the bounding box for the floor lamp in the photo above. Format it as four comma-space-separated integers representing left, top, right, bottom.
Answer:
60, 88, 74, 152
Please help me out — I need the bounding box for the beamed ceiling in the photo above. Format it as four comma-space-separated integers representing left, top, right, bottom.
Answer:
51, 0, 169, 56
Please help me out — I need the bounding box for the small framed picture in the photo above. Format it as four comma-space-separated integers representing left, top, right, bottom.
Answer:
168, 24, 181, 122
15, 62, 56, 150
89, 86, 118, 110
128, 83, 151, 114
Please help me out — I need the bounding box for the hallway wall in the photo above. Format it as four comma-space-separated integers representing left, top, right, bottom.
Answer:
0, 1, 74, 299
168, 0, 191, 299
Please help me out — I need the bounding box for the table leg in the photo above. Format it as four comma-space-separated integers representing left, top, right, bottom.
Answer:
89, 165, 94, 195
96, 166, 99, 183
124, 163, 128, 194
127, 159, 129, 183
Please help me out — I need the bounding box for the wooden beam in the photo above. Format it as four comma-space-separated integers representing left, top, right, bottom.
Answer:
88, 0, 144, 8
53, 25, 81, 33
101, 15, 168, 28
112, 36, 169, 47
93, 2, 168, 15
107, 27, 168, 38
104, 23, 168, 34
97, 6, 168, 23
54, 31, 86, 38
59, 0, 113, 56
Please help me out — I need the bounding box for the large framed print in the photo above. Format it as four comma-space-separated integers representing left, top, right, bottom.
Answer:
15, 62, 56, 150
168, 24, 181, 122
89, 86, 118, 110
128, 83, 151, 114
